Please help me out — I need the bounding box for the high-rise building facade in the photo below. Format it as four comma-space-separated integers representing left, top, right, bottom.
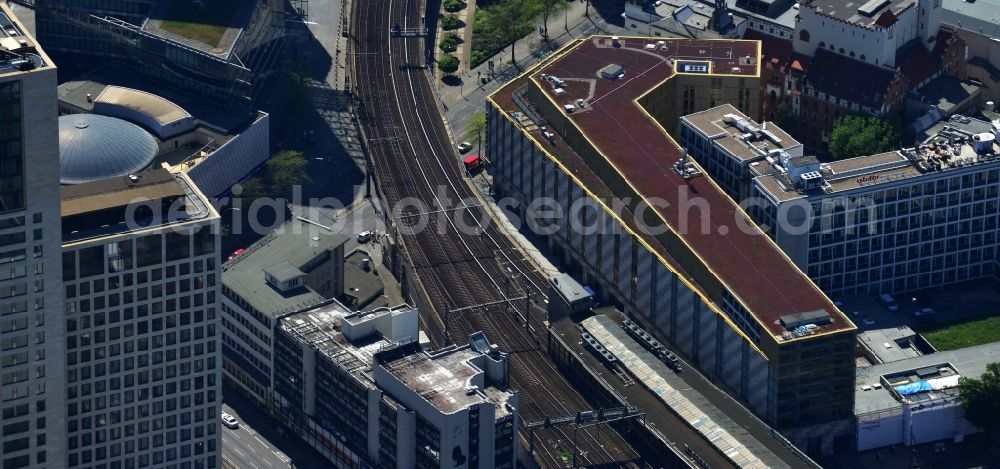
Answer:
60, 169, 221, 469
0, 5, 66, 468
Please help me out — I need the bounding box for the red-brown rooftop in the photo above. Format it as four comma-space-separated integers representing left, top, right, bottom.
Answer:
493, 36, 852, 339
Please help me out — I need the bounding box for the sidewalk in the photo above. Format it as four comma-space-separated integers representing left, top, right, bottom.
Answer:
436, 0, 622, 117
435, 3, 627, 150
422, 2, 626, 292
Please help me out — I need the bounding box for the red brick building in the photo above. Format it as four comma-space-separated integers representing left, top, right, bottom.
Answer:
748, 24, 966, 153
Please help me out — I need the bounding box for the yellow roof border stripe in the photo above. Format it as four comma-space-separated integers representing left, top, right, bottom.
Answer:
486, 41, 778, 356
493, 36, 853, 349
488, 99, 769, 358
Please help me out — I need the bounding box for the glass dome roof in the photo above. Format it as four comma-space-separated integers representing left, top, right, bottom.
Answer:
58, 114, 159, 185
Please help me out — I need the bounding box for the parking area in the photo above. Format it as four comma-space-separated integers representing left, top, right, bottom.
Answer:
837, 279, 1000, 334
824, 431, 1000, 468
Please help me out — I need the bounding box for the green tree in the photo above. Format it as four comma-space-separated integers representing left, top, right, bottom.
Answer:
441, 14, 463, 31
488, 0, 536, 66
463, 112, 487, 150
268, 150, 310, 198
439, 55, 460, 74
235, 177, 267, 202
440, 34, 459, 53
828, 115, 902, 159
958, 362, 1000, 431
538, 0, 569, 38
284, 57, 312, 114
775, 102, 795, 133
443, 0, 465, 12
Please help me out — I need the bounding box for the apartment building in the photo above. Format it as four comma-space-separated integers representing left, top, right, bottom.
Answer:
488, 36, 856, 455
0, 5, 65, 467
272, 301, 518, 468
60, 169, 222, 468
220, 219, 346, 406
682, 104, 1000, 296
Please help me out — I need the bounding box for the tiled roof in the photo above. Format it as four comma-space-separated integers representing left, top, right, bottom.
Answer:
804, 49, 896, 107
897, 41, 939, 87
807, 0, 914, 29
744, 30, 792, 67
873, 9, 899, 27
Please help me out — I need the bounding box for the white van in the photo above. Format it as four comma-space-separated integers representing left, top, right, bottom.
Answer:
878, 294, 898, 312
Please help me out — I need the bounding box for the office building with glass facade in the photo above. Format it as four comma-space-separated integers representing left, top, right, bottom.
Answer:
23, 0, 288, 107
681, 106, 1000, 297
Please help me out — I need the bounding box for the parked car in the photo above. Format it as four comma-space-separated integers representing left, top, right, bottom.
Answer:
915, 307, 936, 323
221, 413, 239, 429
878, 293, 899, 312
357, 231, 374, 243
457, 141, 473, 153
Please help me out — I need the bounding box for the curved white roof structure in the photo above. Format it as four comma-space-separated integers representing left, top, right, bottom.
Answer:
94, 86, 194, 138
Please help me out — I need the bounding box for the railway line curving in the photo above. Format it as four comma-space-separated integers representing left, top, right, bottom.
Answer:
349, 0, 642, 466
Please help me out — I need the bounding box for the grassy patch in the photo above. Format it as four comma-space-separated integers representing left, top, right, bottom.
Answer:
553, 444, 572, 462
470, 9, 491, 68
159, 0, 241, 47
923, 315, 1000, 351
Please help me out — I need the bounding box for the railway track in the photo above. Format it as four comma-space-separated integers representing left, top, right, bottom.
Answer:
350, 0, 642, 466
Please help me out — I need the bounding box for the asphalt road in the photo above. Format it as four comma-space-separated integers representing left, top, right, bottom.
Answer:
221, 408, 291, 469
222, 382, 330, 469
443, 3, 628, 157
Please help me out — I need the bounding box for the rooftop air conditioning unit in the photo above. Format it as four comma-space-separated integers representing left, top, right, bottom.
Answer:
973, 133, 995, 154
800, 171, 824, 190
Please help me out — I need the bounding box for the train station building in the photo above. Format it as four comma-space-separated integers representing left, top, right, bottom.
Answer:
487, 35, 857, 455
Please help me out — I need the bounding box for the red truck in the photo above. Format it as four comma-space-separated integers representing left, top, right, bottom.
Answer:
463, 154, 483, 173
